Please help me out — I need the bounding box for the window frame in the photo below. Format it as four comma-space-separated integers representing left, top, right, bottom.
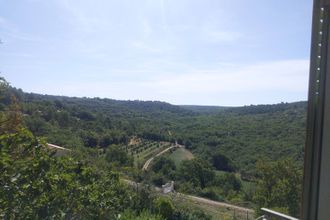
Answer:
302, 0, 330, 219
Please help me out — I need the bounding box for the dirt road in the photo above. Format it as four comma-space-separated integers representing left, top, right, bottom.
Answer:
179, 193, 254, 214
142, 144, 181, 170
47, 143, 71, 151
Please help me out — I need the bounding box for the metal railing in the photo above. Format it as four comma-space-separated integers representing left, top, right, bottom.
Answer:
255, 208, 299, 220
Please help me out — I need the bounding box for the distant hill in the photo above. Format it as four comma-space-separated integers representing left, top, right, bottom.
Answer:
175, 101, 307, 178
223, 101, 307, 115
179, 105, 229, 114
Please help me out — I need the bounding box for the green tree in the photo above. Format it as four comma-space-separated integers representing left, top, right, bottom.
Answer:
253, 159, 302, 217
0, 78, 22, 134
106, 145, 133, 167
179, 158, 215, 189
81, 131, 98, 147
154, 197, 174, 219
120, 210, 164, 220
152, 156, 176, 175
0, 128, 137, 219
211, 152, 236, 172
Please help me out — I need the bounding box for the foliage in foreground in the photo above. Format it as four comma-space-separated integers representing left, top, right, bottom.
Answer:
0, 129, 134, 219
1, 129, 210, 219
120, 210, 164, 220
253, 159, 302, 218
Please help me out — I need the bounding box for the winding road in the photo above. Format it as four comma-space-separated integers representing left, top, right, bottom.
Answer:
142, 144, 182, 170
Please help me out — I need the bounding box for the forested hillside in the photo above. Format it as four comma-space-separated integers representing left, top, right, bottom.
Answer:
174, 102, 306, 178
2, 85, 307, 177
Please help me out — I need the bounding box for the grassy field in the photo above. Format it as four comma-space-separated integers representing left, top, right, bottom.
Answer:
241, 179, 256, 207
215, 170, 230, 176
168, 147, 194, 166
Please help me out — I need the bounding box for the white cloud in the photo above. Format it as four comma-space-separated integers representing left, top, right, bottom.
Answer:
204, 29, 241, 43
142, 19, 153, 37
160, 0, 166, 27
0, 16, 6, 25
131, 41, 161, 53
0, 16, 46, 44
144, 59, 309, 97
201, 22, 241, 43
57, 0, 106, 34
24, 59, 309, 106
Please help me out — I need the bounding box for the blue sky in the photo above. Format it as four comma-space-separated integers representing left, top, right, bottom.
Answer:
0, 0, 312, 106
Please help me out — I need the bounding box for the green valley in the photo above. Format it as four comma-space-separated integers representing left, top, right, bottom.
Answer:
0, 77, 306, 219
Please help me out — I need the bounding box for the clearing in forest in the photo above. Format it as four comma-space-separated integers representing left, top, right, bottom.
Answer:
169, 147, 194, 166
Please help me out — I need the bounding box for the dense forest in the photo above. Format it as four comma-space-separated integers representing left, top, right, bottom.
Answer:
4, 84, 306, 176
0, 77, 306, 218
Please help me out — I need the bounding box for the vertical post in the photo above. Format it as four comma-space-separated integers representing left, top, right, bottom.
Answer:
303, 0, 330, 219
317, 1, 330, 218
